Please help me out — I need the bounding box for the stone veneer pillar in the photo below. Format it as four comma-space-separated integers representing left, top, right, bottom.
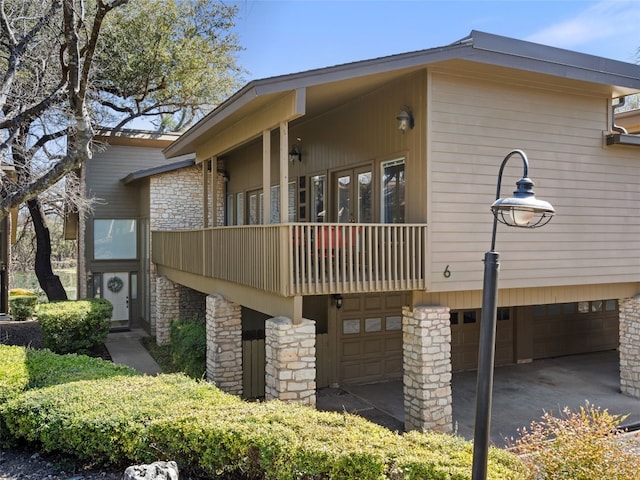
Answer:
155, 275, 205, 345
206, 294, 243, 396
619, 295, 640, 398
403, 305, 453, 433
265, 317, 316, 406
155, 276, 179, 345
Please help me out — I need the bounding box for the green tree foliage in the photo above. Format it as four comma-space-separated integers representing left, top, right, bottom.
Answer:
0, 0, 242, 299
95, 0, 242, 130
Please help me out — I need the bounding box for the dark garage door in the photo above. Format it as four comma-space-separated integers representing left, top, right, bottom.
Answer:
450, 307, 513, 372
531, 300, 618, 359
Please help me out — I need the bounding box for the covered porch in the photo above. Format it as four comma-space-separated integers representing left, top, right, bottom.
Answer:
152, 222, 427, 300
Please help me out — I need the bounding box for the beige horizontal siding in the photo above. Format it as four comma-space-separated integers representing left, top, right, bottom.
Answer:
414, 282, 638, 311
427, 71, 640, 293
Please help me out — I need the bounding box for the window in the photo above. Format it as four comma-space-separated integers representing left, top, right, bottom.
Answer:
225, 194, 233, 226
236, 193, 244, 225
358, 171, 373, 223
381, 158, 405, 223
248, 191, 260, 225
269, 182, 296, 223
311, 175, 326, 222
93, 219, 137, 260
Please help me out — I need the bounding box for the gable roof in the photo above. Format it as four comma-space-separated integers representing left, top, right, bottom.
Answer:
165, 30, 640, 159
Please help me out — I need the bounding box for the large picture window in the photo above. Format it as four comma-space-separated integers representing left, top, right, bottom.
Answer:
381, 158, 405, 223
93, 219, 137, 260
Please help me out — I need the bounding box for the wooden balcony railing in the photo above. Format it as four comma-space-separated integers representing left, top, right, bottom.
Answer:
152, 223, 427, 296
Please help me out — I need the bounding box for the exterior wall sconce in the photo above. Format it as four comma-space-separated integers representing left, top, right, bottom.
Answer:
289, 145, 302, 163
471, 149, 555, 480
396, 106, 414, 133
332, 294, 343, 309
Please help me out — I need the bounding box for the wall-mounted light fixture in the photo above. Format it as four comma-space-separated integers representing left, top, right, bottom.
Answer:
289, 145, 302, 163
396, 106, 414, 133
332, 294, 343, 309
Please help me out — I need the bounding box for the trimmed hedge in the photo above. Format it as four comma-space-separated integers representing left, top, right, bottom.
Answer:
9, 295, 38, 321
0, 344, 138, 405
170, 319, 206, 379
0, 345, 527, 479
37, 299, 113, 354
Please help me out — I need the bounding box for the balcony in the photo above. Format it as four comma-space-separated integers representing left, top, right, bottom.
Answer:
152, 223, 427, 296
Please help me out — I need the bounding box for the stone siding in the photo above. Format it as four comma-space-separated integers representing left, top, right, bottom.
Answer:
620, 295, 640, 398
265, 317, 316, 406
402, 305, 453, 433
149, 165, 203, 338
206, 294, 243, 395
155, 275, 205, 345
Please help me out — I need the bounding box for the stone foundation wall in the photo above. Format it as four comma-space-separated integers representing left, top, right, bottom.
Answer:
206, 294, 243, 395
265, 317, 316, 406
619, 295, 640, 398
155, 275, 205, 345
402, 305, 453, 433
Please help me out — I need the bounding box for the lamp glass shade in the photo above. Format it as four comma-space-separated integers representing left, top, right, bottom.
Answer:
491, 176, 555, 228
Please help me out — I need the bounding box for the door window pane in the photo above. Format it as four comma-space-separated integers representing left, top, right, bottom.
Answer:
311, 175, 326, 222
236, 193, 244, 225
93, 219, 137, 260
337, 174, 351, 223
225, 194, 233, 226
358, 171, 373, 222
269, 182, 296, 223
381, 158, 405, 223
249, 192, 259, 225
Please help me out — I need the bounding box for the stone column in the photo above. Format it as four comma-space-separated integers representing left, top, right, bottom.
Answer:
619, 295, 640, 398
403, 305, 453, 433
265, 317, 316, 406
155, 276, 180, 345
206, 294, 243, 396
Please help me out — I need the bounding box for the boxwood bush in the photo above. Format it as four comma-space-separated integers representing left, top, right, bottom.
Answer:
0, 344, 138, 405
37, 298, 113, 354
170, 318, 206, 379
0, 345, 527, 479
9, 294, 38, 321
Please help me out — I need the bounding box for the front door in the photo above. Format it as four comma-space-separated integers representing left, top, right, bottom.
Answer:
333, 166, 373, 223
103, 272, 130, 329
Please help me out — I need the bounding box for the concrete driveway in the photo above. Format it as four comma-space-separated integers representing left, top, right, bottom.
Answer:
316, 350, 640, 446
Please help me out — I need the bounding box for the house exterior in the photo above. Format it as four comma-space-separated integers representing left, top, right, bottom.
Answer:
147, 30, 640, 433
73, 129, 191, 331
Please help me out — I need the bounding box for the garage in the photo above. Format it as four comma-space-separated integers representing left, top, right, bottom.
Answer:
450, 300, 619, 372
337, 292, 409, 384
450, 307, 513, 371
530, 300, 619, 359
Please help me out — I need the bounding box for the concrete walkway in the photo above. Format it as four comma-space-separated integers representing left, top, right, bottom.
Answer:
104, 329, 162, 375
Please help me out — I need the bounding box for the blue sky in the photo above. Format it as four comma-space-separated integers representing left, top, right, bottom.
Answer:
229, 0, 640, 81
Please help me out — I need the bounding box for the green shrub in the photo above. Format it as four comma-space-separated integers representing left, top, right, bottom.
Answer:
511, 402, 640, 480
37, 299, 113, 354
0, 344, 138, 404
0, 345, 29, 404
9, 295, 38, 321
0, 370, 527, 479
170, 319, 205, 379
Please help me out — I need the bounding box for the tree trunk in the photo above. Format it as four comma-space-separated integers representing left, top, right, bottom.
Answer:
27, 198, 68, 301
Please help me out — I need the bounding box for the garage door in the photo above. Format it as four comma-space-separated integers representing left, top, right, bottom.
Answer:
338, 292, 408, 384
532, 300, 618, 359
450, 307, 513, 371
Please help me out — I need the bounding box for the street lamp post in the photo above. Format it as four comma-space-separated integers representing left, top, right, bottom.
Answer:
471, 149, 555, 480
